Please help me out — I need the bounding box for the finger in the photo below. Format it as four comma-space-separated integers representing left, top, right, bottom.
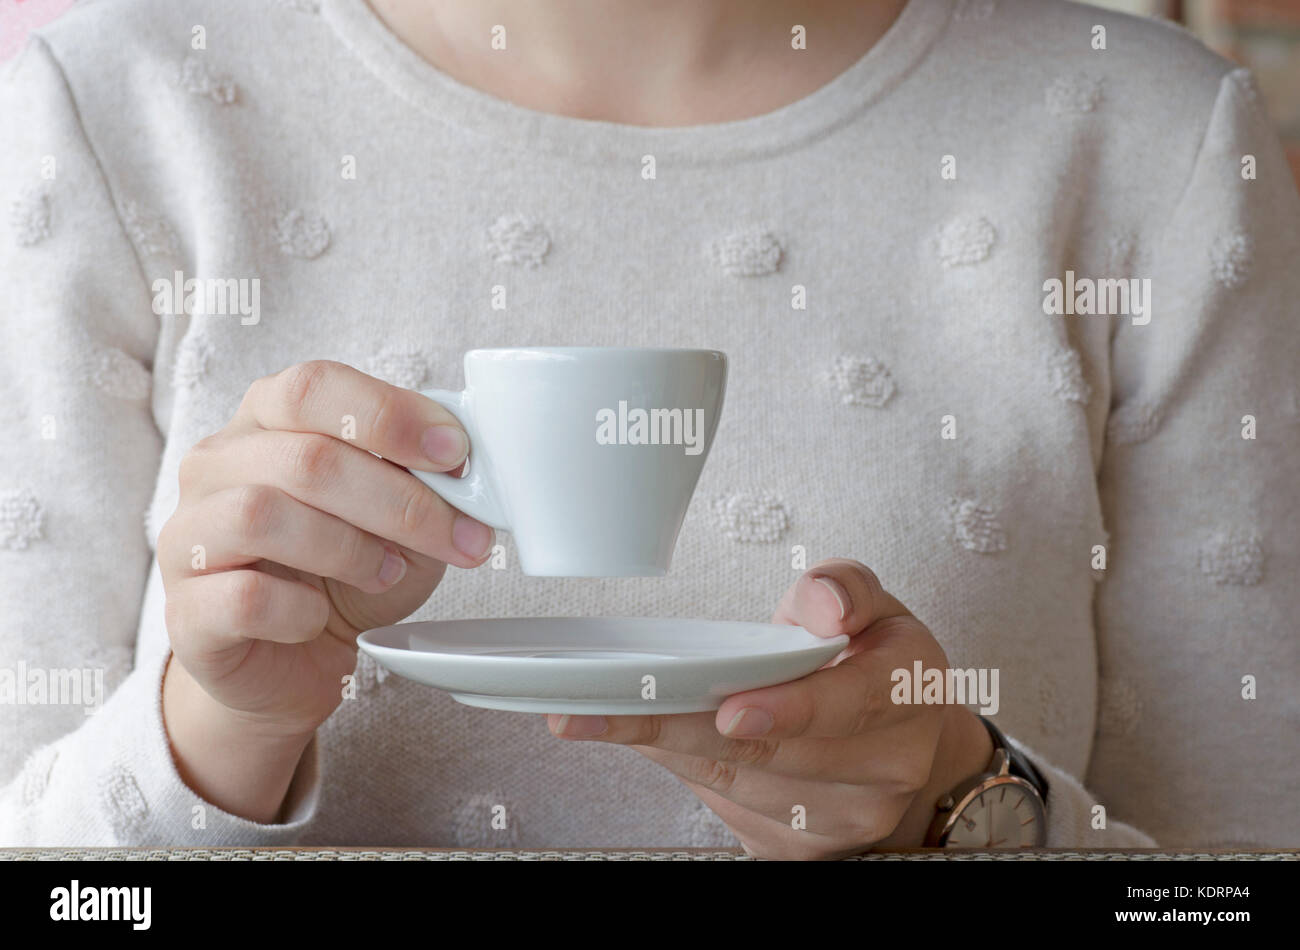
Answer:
549, 710, 937, 786
636, 745, 908, 843
716, 613, 946, 740
673, 781, 845, 861
549, 710, 785, 768
166, 568, 330, 651
549, 710, 791, 771
772, 559, 912, 639
183, 428, 493, 568
162, 485, 409, 594
232, 360, 469, 473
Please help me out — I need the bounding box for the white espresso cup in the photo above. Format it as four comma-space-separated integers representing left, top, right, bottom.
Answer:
412, 347, 727, 577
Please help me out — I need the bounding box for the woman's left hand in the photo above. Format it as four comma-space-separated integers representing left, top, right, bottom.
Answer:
546, 558, 995, 859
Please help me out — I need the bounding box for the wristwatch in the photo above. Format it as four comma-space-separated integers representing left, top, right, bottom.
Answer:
924, 716, 1050, 848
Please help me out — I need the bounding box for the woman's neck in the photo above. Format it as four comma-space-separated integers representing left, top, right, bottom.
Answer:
367, 0, 909, 125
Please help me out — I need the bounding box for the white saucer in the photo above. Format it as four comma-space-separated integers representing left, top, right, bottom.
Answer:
356, 618, 850, 715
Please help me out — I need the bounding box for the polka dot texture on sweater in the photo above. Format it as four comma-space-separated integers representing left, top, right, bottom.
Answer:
936, 214, 996, 267
98, 765, 148, 840
1045, 75, 1104, 115
0, 488, 45, 550
90, 347, 151, 400
119, 201, 179, 259
1197, 529, 1264, 585
365, 348, 432, 390
1098, 678, 1143, 737
1209, 230, 1253, 288
712, 491, 790, 543
828, 355, 896, 408
178, 55, 238, 105
1047, 347, 1090, 404
20, 747, 58, 806
707, 228, 782, 276
274, 209, 331, 259
172, 335, 213, 391
946, 496, 1006, 554
9, 186, 50, 246
486, 213, 550, 267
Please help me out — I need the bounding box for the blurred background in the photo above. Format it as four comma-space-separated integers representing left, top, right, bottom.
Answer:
1, 0, 1297, 182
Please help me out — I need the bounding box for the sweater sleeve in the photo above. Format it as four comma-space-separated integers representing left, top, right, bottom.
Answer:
1006, 735, 1156, 847
0, 37, 320, 846
1091, 68, 1299, 849
990, 67, 1300, 851
1015, 67, 1300, 850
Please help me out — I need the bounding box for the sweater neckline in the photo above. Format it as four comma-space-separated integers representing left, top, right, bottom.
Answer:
321, 0, 953, 165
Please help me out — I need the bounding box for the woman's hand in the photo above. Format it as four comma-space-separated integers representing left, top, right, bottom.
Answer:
547, 558, 994, 859
157, 360, 495, 820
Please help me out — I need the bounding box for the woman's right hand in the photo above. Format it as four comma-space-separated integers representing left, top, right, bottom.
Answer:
156, 360, 494, 821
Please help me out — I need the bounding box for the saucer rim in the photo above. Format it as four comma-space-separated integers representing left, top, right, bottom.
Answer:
356, 616, 850, 667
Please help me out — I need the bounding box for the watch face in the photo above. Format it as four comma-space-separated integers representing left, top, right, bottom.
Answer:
944, 778, 1046, 848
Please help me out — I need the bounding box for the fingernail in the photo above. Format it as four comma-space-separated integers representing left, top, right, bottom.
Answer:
378, 547, 407, 586
421, 425, 468, 467
452, 515, 493, 560
811, 575, 850, 621
723, 707, 773, 738
556, 714, 607, 738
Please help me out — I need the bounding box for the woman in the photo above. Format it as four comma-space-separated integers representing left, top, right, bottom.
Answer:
1, 0, 1296, 856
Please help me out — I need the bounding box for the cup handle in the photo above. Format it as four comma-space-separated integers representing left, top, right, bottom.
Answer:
411, 388, 509, 530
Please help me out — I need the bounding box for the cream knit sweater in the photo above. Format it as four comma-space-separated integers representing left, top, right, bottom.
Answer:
1, 0, 1297, 850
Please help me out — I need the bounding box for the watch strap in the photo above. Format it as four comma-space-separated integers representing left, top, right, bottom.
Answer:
979, 715, 1049, 803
